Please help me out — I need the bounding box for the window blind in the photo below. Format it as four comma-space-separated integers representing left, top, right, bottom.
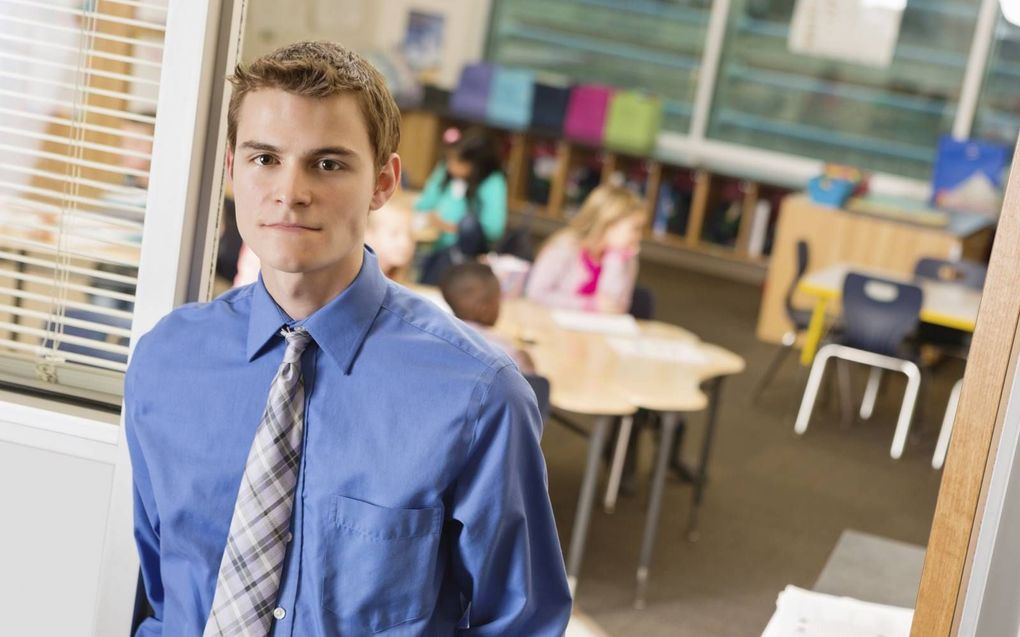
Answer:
0, 0, 168, 406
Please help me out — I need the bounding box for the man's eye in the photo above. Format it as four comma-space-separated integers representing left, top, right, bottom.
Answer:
319, 159, 343, 171
254, 154, 276, 166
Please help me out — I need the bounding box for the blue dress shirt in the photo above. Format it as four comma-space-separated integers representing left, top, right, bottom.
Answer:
125, 248, 571, 636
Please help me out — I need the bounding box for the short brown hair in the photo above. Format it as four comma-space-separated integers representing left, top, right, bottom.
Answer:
227, 41, 400, 167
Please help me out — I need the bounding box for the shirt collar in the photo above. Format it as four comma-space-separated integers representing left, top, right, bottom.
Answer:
246, 247, 388, 374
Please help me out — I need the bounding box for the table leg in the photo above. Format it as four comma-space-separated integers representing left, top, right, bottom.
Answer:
566, 414, 612, 598
687, 377, 724, 542
800, 298, 829, 366
634, 411, 680, 609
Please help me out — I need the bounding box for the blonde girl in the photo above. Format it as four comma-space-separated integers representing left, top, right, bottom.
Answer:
525, 185, 647, 313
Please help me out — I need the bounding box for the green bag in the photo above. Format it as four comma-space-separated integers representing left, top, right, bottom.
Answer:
603, 91, 663, 154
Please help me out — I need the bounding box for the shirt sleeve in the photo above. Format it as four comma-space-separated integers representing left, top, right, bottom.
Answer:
596, 249, 639, 314
414, 163, 447, 212
476, 172, 507, 243
524, 236, 592, 311
125, 352, 165, 636
450, 364, 572, 636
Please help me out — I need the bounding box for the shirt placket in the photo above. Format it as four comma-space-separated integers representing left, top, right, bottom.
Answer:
271, 345, 316, 637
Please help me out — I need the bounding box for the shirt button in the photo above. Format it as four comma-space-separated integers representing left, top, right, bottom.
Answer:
273, 607, 286, 620
285, 531, 293, 543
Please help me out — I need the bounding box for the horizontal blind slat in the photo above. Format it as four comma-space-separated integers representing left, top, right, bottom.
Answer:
1, 126, 153, 161
4, 0, 168, 32
0, 163, 147, 197
0, 339, 127, 373
0, 90, 158, 126
0, 50, 162, 87
0, 287, 133, 320
0, 15, 165, 49
0, 33, 162, 69
0, 249, 139, 284
0, 108, 155, 142
3, 143, 149, 180
0, 303, 132, 339
0, 269, 135, 303
0, 71, 160, 107
0, 235, 139, 269
0, 321, 130, 356
0, 180, 148, 216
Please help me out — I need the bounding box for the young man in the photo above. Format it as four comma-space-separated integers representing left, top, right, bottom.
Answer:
126, 41, 571, 636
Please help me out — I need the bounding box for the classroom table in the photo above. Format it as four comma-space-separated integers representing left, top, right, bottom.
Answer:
495, 298, 745, 606
796, 263, 982, 365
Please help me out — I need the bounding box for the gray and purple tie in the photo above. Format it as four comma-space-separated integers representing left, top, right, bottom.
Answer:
204, 327, 312, 636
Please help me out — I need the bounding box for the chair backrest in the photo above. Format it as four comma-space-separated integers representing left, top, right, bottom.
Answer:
783, 239, 810, 328
524, 374, 551, 422
842, 273, 923, 357
914, 257, 987, 290
628, 286, 655, 321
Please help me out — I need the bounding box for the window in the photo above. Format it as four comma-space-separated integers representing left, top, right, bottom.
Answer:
707, 0, 979, 180
972, 7, 1020, 146
0, 0, 168, 406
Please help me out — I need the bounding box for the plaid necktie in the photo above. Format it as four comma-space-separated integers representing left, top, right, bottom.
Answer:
204, 327, 313, 636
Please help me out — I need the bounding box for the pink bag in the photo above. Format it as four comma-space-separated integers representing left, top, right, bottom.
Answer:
564, 84, 613, 146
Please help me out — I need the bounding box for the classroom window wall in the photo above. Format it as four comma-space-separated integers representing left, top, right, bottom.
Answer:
485, 0, 713, 133
485, 0, 1013, 184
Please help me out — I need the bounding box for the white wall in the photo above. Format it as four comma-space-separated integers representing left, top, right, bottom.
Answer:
0, 397, 120, 636
242, 0, 492, 88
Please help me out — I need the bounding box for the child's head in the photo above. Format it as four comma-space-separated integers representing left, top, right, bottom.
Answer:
568, 185, 647, 254
440, 262, 502, 327
365, 202, 415, 282
443, 127, 502, 190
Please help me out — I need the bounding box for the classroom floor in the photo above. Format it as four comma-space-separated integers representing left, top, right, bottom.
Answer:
542, 260, 955, 637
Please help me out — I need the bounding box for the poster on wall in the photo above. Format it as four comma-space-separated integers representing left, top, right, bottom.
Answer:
788, 0, 905, 68
402, 10, 445, 84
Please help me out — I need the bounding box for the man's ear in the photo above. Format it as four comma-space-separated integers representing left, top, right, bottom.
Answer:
370, 153, 402, 211
225, 145, 235, 182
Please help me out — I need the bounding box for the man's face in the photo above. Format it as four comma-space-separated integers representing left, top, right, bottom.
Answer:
227, 89, 396, 281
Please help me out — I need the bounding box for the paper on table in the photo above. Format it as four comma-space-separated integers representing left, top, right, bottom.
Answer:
551, 310, 639, 336
761, 585, 913, 637
607, 337, 708, 364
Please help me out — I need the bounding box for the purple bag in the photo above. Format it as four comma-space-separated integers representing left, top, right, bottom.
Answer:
564, 84, 613, 145
449, 63, 494, 121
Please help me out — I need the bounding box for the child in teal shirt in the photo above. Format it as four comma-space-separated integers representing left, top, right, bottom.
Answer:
414, 127, 507, 251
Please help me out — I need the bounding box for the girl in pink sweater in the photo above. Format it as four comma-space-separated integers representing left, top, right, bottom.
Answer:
525, 185, 647, 313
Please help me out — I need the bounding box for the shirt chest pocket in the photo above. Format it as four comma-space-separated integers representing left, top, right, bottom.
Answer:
321, 495, 444, 633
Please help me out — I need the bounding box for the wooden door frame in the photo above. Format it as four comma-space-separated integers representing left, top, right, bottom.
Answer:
912, 141, 1020, 635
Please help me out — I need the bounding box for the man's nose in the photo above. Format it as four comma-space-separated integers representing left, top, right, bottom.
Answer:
274, 165, 312, 207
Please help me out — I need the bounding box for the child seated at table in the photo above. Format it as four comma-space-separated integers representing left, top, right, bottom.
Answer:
365, 200, 416, 283
440, 262, 535, 375
525, 184, 647, 313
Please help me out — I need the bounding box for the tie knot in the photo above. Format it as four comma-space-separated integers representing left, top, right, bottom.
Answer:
280, 327, 312, 363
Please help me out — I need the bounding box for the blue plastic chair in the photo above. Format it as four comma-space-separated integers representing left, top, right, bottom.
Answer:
794, 273, 923, 459
914, 257, 986, 290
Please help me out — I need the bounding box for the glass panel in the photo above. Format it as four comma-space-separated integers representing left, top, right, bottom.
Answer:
973, 10, 1020, 146
485, 0, 713, 133
708, 0, 979, 180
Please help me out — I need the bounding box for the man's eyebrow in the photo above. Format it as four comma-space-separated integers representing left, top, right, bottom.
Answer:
238, 141, 280, 153
308, 146, 357, 158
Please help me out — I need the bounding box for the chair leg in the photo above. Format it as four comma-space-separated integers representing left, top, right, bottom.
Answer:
860, 367, 883, 420
933, 379, 963, 470
836, 359, 854, 427
890, 362, 922, 460
604, 415, 634, 513
753, 332, 796, 401
795, 345, 834, 435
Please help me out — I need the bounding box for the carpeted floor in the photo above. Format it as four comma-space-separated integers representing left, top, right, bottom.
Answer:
541, 260, 954, 637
